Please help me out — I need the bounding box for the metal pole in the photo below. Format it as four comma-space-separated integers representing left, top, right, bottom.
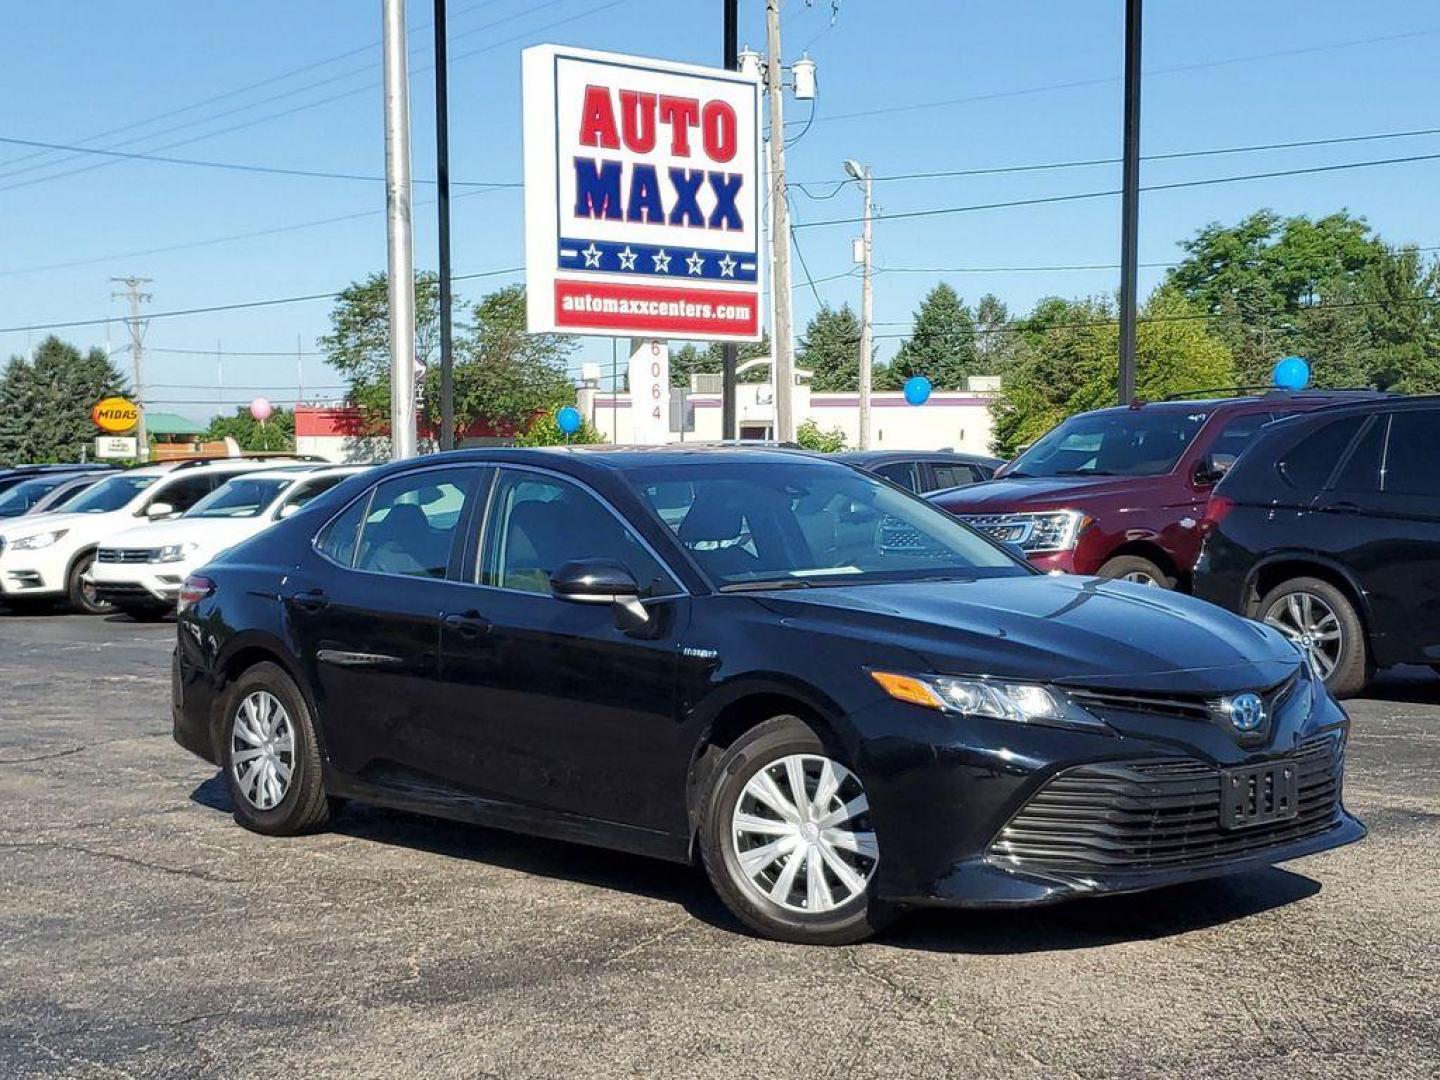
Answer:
857, 167, 874, 449
765, 0, 795, 443
111, 276, 152, 460
721, 0, 739, 440
434, 0, 455, 450
383, 0, 418, 459
1118, 0, 1142, 404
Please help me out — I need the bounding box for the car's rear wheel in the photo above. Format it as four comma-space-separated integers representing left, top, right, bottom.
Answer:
221, 662, 330, 835
1259, 576, 1369, 697
1097, 554, 1175, 588
699, 716, 895, 945
66, 552, 112, 615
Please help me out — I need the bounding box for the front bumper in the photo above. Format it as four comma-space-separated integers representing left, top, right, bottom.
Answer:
0, 550, 67, 597
91, 558, 188, 606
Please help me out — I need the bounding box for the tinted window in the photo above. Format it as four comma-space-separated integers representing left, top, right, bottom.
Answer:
480, 470, 675, 597
150, 474, 218, 515
283, 474, 348, 511
188, 477, 292, 518
1278, 417, 1363, 490
631, 460, 1021, 588
1008, 410, 1208, 478
873, 462, 918, 490
354, 468, 474, 578
928, 462, 980, 492
0, 477, 67, 517
64, 474, 158, 513
1383, 410, 1440, 496
1209, 413, 1273, 461
316, 493, 368, 568
1330, 416, 1385, 493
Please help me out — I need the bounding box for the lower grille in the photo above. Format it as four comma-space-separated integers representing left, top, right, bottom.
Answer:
988, 734, 1343, 874
97, 548, 159, 564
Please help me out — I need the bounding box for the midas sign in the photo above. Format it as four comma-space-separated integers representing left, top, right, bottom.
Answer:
91, 396, 139, 433
522, 45, 762, 342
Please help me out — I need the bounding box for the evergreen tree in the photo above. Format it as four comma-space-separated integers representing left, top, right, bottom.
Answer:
882, 283, 979, 390
798, 304, 863, 391
0, 337, 129, 464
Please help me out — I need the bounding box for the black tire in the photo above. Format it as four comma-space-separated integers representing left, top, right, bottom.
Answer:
699, 715, 897, 945
1258, 576, 1369, 698
1097, 554, 1175, 589
220, 661, 330, 836
65, 551, 112, 615
117, 605, 171, 623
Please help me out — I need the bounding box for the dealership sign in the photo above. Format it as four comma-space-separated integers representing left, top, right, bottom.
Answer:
91, 396, 139, 433
522, 45, 762, 341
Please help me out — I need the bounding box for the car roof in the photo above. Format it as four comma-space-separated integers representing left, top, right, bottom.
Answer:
1077, 390, 1388, 416
834, 449, 1004, 467
232, 465, 368, 483
1269, 392, 1440, 420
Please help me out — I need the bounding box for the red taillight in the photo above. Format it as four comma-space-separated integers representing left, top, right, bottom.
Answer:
1200, 493, 1235, 534
178, 575, 215, 613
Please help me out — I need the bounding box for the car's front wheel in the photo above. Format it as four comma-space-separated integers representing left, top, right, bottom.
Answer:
699, 716, 894, 945
221, 662, 331, 835
66, 552, 112, 615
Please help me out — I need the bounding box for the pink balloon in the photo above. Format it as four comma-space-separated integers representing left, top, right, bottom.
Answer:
249, 397, 273, 422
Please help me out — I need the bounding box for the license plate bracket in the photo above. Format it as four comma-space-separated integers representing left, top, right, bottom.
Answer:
1219, 760, 1299, 830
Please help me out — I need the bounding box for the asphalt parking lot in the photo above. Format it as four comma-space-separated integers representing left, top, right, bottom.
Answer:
1, 611, 1437, 1079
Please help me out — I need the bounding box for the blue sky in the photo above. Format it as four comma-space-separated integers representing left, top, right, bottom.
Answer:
3, 0, 1439, 422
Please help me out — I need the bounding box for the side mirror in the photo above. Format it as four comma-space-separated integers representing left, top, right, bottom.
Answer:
277, 503, 301, 519
1195, 453, 1237, 485
550, 559, 649, 624
145, 502, 175, 520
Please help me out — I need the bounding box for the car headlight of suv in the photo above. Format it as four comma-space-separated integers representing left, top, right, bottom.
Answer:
11, 529, 69, 551
960, 509, 1088, 553
871, 671, 1112, 733
156, 543, 200, 563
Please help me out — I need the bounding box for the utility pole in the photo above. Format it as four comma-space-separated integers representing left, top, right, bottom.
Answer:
297, 333, 305, 403
846, 160, 874, 449
382, 0, 418, 459
764, 0, 795, 443
110, 276, 152, 460
1117, 0, 1142, 404
720, 0, 740, 440
434, 0, 455, 450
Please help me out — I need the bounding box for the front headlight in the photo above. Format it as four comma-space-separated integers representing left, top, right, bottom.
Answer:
156, 543, 199, 563
961, 510, 1088, 553
11, 529, 69, 551
871, 670, 1112, 733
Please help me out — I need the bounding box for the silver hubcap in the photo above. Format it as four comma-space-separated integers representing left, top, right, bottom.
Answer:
1120, 570, 1159, 586
230, 691, 295, 811
730, 753, 878, 915
1264, 591, 1343, 681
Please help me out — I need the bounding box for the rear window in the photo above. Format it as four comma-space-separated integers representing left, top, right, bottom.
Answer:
1277, 417, 1363, 490
1383, 410, 1440, 496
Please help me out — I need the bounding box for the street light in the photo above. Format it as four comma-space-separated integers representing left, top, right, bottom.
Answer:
844, 159, 874, 449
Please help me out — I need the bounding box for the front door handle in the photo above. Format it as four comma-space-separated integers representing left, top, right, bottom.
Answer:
291, 588, 329, 612
443, 610, 491, 638
1321, 501, 1360, 514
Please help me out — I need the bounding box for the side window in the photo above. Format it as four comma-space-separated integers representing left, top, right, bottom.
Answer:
1277, 417, 1363, 490
480, 470, 676, 597
151, 474, 218, 515
1383, 410, 1440, 496
928, 462, 978, 492
1330, 416, 1385, 493
1209, 413, 1272, 462
873, 462, 918, 491
284, 475, 346, 513
354, 468, 475, 578
316, 493, 368, 568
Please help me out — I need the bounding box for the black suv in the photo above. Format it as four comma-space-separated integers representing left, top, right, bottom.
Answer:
834, 450, 1002, 495
1194, 395, 1440, 695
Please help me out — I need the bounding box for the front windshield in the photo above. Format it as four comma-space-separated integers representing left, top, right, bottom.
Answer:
0, 477, 65, 517
1006, 409, 1209, 478
187, 477, 292, 519
63, 474, 159, 513
629, 460, 1024, 589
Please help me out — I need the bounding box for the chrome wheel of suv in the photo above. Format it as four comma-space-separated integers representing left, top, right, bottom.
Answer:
1263, 591, 1342, 681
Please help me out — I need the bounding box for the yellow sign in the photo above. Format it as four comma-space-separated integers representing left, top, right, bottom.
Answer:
91, 396, 139, 433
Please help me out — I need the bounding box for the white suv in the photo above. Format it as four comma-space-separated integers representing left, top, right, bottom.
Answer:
91, 465, 366, 619
0, 460, 308, 614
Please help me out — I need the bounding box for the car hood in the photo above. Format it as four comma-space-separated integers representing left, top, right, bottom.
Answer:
931, 474, 1165, 512
753, 574, 1298, 695
104, 517, 262, 552
0, 510, 117, 545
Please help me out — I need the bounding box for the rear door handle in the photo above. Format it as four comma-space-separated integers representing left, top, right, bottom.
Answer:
1321, 501, 1360, 514
443, 610, 491, 638
291, 588, 329, 612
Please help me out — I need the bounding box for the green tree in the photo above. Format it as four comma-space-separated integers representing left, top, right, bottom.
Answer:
793, 417, 848, 452
205, 406, 296, 452
0, 336, 130, 464
974, 292, 1022, 375
798, 304, 863, 391
667, 335, 773, 388
881, 283, 978, 390
511, 408, 605, 446
318, 271, 440, 426
989, 288, 1235, 457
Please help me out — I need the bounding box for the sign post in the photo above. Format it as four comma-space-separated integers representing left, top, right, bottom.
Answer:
522, 44, 763, 359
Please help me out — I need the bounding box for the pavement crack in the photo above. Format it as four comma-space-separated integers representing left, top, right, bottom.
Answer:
842, 948, 928, 1007
601, 916, 693, 965
0, 841, 243, 884
0, 746, 84, 764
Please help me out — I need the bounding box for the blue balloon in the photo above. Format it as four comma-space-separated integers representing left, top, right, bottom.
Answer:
1273, 355, 1311, 391
903, 375, 932, 406
555, 405, 582, 434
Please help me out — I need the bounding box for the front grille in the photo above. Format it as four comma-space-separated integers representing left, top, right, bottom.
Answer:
97, 547, 159, 564
988, 734, 1343, 874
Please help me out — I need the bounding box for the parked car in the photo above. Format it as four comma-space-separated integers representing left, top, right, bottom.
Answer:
1194, 395, 1440, 696
0, 463, 113, 498
92, 465, 366, 620
0, 469, 112, 519
834, 450, 1003, 494
173, 447, 1361, 945
0, 458, 304, 614
931, 392, 1380, 589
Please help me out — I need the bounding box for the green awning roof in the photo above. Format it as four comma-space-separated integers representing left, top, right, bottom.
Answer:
143, 411, 208, 436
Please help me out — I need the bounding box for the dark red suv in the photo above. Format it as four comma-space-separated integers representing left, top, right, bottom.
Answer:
931, 392, 1378, 590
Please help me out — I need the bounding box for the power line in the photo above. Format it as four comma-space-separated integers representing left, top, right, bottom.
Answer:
873, 245, 1440, 277
794, 151, 1440, 230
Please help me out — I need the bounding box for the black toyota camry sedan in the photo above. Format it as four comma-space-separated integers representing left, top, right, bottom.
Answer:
172, 448, 1363, 944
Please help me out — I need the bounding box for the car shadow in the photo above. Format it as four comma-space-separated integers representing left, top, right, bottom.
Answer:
189, 773, 1323, 950
1355, 665, 1440, 705
103, 612, 174, 625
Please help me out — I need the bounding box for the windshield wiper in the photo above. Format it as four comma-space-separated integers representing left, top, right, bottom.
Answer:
718, 578, 814, 592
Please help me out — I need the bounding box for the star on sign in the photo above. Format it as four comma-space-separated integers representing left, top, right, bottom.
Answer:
686, 251, 706, 276
717, 254, 738, 278
651, 248, 672, 273
617, 246, 638, 271
581, 242, 603, 268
